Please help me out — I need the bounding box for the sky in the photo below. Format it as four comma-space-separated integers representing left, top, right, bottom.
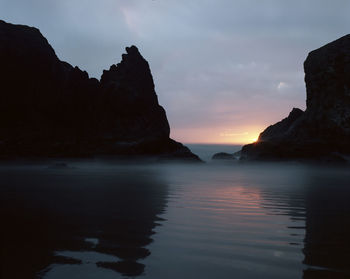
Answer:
1, 0, 349, 144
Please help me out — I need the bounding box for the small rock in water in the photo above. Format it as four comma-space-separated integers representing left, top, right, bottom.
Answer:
212, 152, 236, 160
49, 162, 68, 169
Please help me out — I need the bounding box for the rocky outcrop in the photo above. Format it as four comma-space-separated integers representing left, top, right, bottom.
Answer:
211, 152, 236, 160
241, 35, 350, 161
0, 20, 199, 160
258, 108, 304, 141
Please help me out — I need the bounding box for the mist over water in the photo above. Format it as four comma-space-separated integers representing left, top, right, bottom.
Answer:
1, 147, 350, 279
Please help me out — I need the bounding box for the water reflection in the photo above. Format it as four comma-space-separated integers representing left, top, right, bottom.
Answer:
2, 162, 350, 279
0, 163, 169, 278
301, 168, 350, 279
148, 163, 307, 279
258, 164, 350, 279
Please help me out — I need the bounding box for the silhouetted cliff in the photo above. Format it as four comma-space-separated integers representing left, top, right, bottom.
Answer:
0, 20, 199, 160
241, 35, 350, 161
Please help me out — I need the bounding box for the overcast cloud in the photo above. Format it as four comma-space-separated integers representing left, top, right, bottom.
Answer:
1, 0, 349, 143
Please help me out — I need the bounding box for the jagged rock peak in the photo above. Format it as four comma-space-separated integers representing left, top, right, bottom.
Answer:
0, 20, 200, 161
100, 45, 157, 107
101, 45, 148, 81
125, 45, 141, 55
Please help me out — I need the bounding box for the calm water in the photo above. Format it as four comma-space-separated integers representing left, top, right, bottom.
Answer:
1, 145, 350, 279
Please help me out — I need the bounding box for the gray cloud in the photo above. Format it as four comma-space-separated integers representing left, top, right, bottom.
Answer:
1, 0, 349, 143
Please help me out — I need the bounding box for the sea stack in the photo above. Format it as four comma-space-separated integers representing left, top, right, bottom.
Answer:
241, 35, 350, 161
0, 20, 199, 161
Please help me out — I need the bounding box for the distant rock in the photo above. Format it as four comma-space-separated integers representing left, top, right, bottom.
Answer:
48, 162, 69, 169
0, 20, 200, 161
212, 152, 236, 160
241, 35, 350, 162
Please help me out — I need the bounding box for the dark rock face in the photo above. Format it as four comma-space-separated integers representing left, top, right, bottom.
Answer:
258, 108, 304, 141
0, 20, 199, 160
241, 35, 350, 161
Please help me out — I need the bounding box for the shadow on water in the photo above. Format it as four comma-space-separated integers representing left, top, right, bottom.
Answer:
0, 162, 169, 278
301, 168, 350, 279
259, 164, 350, 279
226, 162, 350, 279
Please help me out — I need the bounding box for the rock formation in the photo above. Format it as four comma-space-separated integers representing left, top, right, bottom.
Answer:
211, 152, 236, 160
0, 20, 199, 160
241, 35, 350, 161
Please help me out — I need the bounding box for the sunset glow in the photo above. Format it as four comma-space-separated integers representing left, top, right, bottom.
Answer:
171, 126, 263, 144
0, 1, 348, 278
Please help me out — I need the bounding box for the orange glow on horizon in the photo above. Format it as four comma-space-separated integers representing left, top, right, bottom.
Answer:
171, 126, 263, 145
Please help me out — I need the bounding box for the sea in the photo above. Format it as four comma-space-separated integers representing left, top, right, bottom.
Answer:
1, 144, 350, 279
